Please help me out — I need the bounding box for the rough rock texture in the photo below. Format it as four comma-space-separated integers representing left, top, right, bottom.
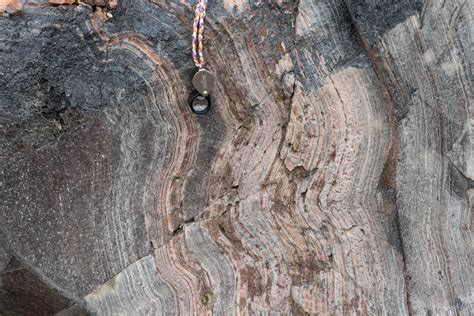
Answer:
0, 0, 472, 314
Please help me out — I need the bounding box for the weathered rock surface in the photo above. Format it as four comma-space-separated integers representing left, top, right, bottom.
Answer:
0, 0, 472, 314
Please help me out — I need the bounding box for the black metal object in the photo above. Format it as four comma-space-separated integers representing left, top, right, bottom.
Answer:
189, 90, 211, 115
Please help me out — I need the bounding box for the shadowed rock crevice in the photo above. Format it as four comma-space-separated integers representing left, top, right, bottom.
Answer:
0, 256, 87, 315
343, 0, 424, 45
345, 9, 413, 313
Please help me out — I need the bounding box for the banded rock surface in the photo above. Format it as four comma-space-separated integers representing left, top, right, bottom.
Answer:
0, 0, 472, 314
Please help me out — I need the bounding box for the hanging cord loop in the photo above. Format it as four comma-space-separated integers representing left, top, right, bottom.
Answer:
192, 0, 207, 68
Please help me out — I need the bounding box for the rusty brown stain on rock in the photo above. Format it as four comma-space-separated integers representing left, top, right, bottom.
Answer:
0, 0, 22, 14
48, 0, 77, 5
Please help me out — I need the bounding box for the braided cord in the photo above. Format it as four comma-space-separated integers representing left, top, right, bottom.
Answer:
192, 0, 207, 68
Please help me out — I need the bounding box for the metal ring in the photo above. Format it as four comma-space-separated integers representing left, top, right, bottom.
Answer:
189, 91, 210, 115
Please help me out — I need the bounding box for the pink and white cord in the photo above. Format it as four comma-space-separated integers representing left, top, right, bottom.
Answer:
192, 0, 207, 68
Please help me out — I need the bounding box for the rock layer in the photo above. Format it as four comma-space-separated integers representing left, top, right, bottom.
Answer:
0, 0, 472, 314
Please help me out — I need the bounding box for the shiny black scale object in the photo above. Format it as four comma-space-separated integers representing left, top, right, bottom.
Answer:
189, 90, 211, 115
189, 68, 214, 115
